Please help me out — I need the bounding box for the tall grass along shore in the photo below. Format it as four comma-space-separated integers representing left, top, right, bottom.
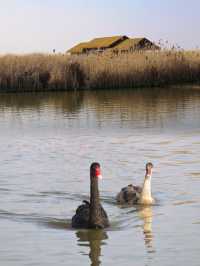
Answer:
0, 50, 200, 92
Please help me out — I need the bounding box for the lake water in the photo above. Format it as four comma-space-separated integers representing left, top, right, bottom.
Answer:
0, 86, 200, 266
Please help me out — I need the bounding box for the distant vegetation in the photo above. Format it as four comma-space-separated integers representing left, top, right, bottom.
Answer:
0, 50, 200, 92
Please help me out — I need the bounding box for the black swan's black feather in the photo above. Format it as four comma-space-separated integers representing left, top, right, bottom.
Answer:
72, 201, 109, 229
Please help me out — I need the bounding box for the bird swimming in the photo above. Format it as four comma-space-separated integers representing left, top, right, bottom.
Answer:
116, 162, 155, 205
72, 162, 109, 229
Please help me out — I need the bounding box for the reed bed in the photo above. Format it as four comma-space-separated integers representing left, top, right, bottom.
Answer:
0, 50, 200, 92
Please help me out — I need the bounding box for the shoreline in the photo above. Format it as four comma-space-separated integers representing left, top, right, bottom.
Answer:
0, 82, 200, 94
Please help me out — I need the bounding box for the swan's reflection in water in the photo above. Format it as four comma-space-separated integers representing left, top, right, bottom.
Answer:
137, 206, 155, 253
76, 229, 108, 266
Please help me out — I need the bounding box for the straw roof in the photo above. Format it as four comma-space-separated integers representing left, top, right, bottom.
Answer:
67, 42, 89, 54
68, 36, 128, 54
113, 38, 159, 50
86, 36, 128, 49
114, 38, 143, 49
67, 36, 159, 54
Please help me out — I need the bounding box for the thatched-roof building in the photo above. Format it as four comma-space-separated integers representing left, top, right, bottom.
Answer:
67, 36, 159, 55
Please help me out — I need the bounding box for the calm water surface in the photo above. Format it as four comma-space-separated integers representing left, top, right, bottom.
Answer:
0, 86, 200, 266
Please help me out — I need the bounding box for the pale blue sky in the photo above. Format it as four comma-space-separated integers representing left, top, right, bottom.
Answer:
0, 0, 199, 54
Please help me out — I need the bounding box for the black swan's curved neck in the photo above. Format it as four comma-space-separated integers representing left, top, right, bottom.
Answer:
89, 175, 100, 227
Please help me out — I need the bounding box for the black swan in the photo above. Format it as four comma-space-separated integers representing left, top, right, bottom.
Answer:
116, 162, 155, 205
72, 162, 109, 229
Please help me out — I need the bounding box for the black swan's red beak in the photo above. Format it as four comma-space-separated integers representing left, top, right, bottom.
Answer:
95, 167, 102, 179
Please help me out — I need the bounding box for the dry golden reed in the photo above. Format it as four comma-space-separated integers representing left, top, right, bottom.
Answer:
0, 50, 200, 91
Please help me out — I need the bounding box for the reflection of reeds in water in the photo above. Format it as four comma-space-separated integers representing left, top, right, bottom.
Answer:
0, 91, 85, 113
138, 206, 155, 253
85, 87, 200, 129
76, 229, 108, 266
0, 86, 199, 114
0, 50, 200, 91
0, 87, 199, 130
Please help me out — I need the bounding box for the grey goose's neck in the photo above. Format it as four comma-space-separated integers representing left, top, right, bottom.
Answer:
139, 173, 154, 205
